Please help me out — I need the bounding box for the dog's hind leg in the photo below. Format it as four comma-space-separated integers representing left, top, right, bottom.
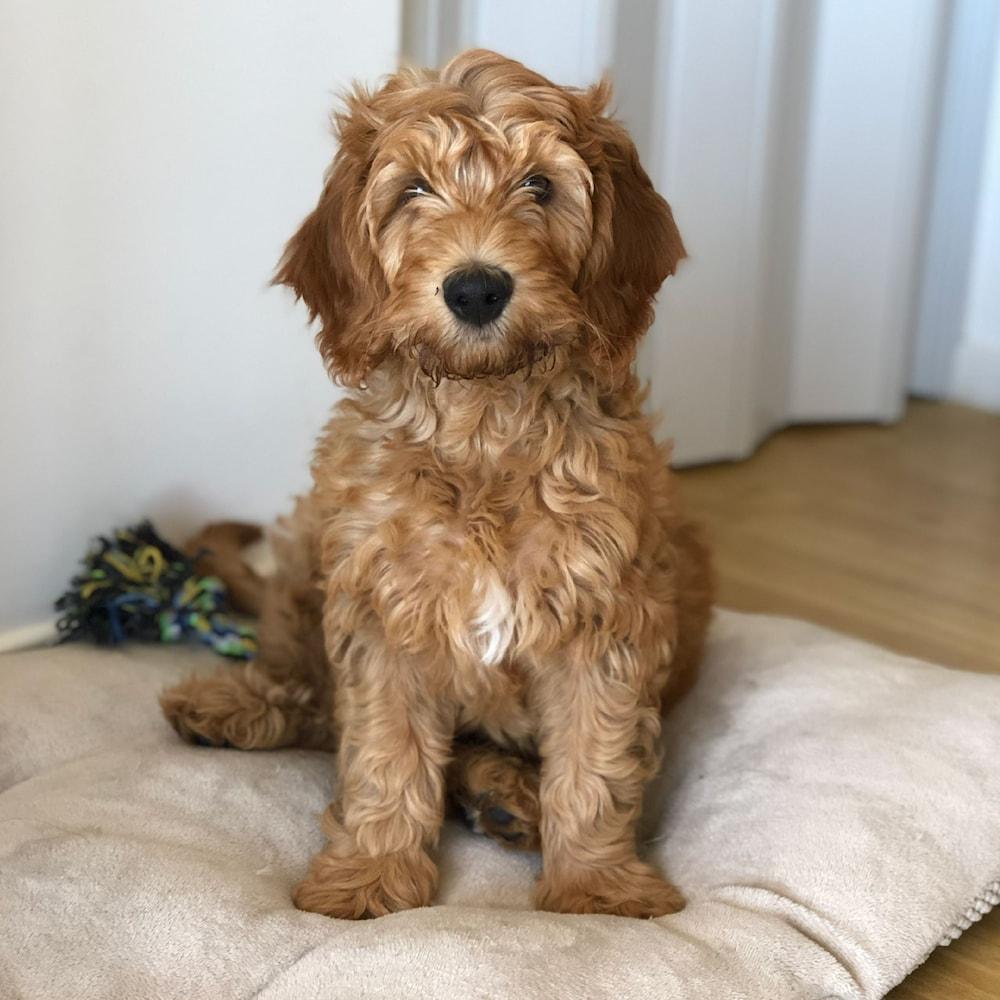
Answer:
160, 664, 328, 750
161, 498, 336, 751
447, 738, 541, 851
182, 520, 267, 617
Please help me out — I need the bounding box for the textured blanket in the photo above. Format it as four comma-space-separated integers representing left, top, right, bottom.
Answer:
1, 610, 998, 999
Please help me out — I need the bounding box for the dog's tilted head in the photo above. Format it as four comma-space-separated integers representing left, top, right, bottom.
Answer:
276, 49, 685, 387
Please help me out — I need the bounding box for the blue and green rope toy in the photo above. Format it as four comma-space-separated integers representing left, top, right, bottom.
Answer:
55, 521, 257, 659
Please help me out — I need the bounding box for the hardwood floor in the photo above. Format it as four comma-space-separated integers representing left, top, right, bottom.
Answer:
676, 399, 1000, 1000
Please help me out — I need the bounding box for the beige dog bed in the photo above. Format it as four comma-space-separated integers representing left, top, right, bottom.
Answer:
1, 610, 998, 999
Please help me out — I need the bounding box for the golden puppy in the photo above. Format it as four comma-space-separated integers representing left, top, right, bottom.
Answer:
161, 49, 713, 920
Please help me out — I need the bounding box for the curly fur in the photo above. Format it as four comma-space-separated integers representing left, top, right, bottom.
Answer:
161, 49, 713, 920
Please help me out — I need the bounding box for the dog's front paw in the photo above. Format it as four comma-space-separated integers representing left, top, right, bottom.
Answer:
536, 858, 685, 918
293, 845, 438, 919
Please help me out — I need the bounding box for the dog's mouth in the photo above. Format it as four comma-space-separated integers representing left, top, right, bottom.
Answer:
410, 339, 556, 385
384, 295, 587, 387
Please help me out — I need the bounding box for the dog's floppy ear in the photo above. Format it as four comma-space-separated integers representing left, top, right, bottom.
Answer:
577, 84, 685, 379
274, 92, 385, 386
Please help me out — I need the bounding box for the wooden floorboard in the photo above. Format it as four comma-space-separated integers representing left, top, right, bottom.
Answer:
675, 399, 1000, 1000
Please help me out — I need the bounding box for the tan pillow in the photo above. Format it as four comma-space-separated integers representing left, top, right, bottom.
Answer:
1, 611, 998, 999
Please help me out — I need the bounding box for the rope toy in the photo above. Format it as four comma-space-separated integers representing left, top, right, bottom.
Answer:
54, 521, 257, 659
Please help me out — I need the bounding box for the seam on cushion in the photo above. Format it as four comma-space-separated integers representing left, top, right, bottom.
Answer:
937, 877, 1000, 947
880, 877, 1000, 999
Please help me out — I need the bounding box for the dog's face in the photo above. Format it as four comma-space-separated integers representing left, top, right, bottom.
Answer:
277, 50, 684, 387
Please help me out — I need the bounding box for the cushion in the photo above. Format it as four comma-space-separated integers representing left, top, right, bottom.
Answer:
1, 610, 998, 999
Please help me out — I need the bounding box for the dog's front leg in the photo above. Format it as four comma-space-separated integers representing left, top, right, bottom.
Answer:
532, 641, 685, 918
293, 635, 452, 919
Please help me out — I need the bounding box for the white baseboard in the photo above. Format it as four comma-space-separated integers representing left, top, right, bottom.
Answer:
949, 338, 1000, 412
0, 619, 58, 654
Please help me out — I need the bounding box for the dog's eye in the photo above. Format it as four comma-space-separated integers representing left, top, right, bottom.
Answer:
520, 175, 552, 204
401, 178, 434, 203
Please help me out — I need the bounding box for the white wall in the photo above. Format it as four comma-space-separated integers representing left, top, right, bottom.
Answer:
641, 0, 790, 463
910, 0, 1000, 398
467, 0, 615, 89
402, 0, 614, 90
0, 0, 400, 631
948, 21, 1000, 411
786, 0, 945, 423
648, 0, 944, 455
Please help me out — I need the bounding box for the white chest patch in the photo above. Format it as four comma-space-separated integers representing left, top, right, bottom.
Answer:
466, 569, 514, 667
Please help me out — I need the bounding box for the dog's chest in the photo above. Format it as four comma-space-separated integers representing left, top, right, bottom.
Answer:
322, 389, 645, 674
336, 466, 559, 669
417, 481, 532, 669
464, 563, 514, 667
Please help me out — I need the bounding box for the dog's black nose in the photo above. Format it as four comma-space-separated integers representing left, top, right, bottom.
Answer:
442, 267, 513, 327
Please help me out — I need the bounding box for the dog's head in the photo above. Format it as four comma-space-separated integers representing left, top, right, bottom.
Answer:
276, 49, 684, 387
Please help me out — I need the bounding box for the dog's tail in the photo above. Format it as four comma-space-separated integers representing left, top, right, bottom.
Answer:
183, 521, 266, 617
